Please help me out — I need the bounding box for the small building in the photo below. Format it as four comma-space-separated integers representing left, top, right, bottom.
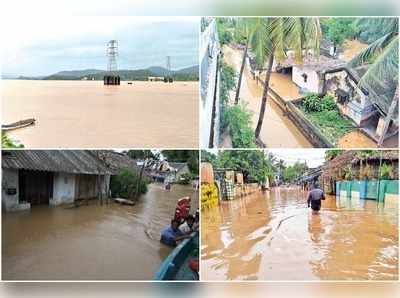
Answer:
2, 150, 113, 212
1, 150, 141, 212
320, 150, 399, 195
148, 76, 165, 82
146, 160, 190, 183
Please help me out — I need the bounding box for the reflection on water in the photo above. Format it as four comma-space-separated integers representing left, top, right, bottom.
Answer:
201, 187, 398, 280
2, 184, 198, 280
222, 46, 312, 148
2, 80, 198, 148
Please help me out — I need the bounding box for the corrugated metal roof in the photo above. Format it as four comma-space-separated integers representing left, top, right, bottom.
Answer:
2, 150, 112, 175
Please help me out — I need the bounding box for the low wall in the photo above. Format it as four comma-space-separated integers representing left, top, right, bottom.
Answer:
253, 77, 332, 148
336, 180, 398, 201
286, 100, 333, 148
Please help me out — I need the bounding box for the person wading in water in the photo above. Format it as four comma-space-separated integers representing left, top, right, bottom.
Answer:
307, 182, 325, 214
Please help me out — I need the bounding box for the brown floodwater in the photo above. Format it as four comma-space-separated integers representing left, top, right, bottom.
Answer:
2, 80, 198, 148
223, 46, 312, 148
201, 187, 398, 281
341, 39, 368, 62
2, 183, 198, 280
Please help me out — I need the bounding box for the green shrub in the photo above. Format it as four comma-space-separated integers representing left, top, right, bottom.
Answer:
303, 93, 337, 113
223, 104, 256, 148
110, 168, 148, 199
380, 163, 394, 180
177, 172, 197, 185
2, 133, 24, 148
219, 61, 236, 104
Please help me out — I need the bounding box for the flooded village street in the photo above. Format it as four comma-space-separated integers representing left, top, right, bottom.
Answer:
201, 187, 398, 281
2, 184, 198, 280
2, 80, 199, 148
223, 46, 312, 148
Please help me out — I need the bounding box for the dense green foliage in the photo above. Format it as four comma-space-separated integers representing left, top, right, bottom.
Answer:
325, 149, 344, 161
380, 163, 394, 179
302, 93, 337, 113
162, 150, 199, 174
321, 18, 358, 46
216, 18, 234, 45
219, 61, 236, 104
356, 18, 399, 44
300, 108, 354, 144
282, 162, 308, 183
2, 133, 24, 148
222, 104, 256, 148
204, 150, 276, 184
110, 168, 148, 199
126, 150, 158, 160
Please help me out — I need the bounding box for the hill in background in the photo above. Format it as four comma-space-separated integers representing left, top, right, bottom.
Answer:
17, 65, 199, 81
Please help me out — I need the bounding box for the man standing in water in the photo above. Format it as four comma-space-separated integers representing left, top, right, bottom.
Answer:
307, 182, 325, 213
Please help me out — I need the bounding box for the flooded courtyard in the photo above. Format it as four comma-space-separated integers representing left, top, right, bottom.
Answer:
2, 183, 198, 280
201, 187, 398, 281
2, 80, 198, 148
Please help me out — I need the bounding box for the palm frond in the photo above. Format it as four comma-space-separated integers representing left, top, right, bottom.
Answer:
348, 32, 395, 67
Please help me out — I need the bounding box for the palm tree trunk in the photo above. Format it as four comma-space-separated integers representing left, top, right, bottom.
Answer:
255, 55, 274, 139
234, 42, 248, 105
378, 86, 398, 147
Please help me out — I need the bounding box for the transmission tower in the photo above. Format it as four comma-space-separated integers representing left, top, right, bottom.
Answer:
106, 40, 118, 72
165, 56, 173, 83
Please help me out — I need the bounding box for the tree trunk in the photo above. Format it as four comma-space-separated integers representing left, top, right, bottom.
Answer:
255, 55, 274, 139
378, 87, 398, 147
234, 43, 248, 105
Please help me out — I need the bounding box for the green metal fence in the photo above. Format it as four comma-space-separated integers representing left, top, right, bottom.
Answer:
336, 180, 398, 202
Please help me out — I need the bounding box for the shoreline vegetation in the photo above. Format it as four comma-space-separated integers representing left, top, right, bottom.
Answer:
6, 65, 199, 82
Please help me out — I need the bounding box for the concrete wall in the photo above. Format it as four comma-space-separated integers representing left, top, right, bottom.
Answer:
1, 168, 30, 211
50, 172, 76, 206
325, 70, 376, 126
292, 66, 321, 93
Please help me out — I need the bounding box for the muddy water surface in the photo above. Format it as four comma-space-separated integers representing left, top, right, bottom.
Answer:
2, 80, 198, 148
223, 46, 312, 148
201, 187, 398, 280
2, 184, 198, 280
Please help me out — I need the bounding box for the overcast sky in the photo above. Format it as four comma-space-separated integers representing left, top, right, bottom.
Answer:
1, 17, 199, 76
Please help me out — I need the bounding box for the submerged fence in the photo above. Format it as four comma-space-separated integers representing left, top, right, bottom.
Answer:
336, 180, 398, 202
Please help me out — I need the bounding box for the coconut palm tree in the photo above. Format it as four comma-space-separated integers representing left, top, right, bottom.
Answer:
233, 18, 261, 105
252, 18, 322, 141
348, 18, 399, 146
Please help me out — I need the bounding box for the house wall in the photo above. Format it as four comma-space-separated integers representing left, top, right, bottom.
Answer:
50, 172, 76, 206
1, 168, 30, 211
325, 70, 376, 125
176, 165, 190, 178
292, 66, 321, 93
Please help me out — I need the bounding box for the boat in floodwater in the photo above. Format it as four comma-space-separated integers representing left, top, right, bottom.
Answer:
154, 231, 199, 280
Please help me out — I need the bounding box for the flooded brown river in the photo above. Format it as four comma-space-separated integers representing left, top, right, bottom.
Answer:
2, 183, 198, 280
223, 46, 312, 148
201, 187, 398, 280
2, 80, 198, 148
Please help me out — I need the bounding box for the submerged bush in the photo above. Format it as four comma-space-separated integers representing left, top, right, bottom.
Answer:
110, 167, 148, 199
